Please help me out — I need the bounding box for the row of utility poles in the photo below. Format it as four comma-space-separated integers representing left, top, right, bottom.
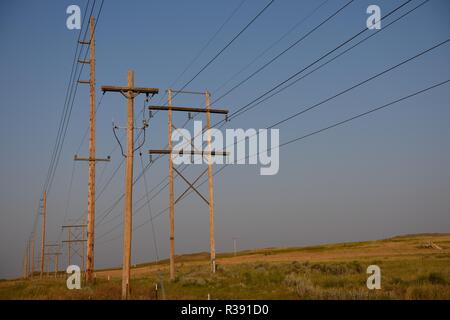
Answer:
24, 17, 100, 281
26, 15, 229, 300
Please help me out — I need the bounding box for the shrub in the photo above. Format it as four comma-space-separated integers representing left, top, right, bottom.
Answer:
426, 272, 446, 285
180, 277, 208, 287
309, 262, 363, 275
284, 273, 317, 298
416, 272, 447, 285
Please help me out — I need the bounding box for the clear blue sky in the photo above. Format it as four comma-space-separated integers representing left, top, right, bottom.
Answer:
0, 0, 449, 278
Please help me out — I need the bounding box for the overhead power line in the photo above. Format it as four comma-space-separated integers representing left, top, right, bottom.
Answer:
92, 0, 414, 238
95, 36, 449, 243
99, 78, 450, 244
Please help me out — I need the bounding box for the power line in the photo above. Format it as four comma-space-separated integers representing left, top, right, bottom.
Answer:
167, 0, 247, 91
58, 161, 77, 242
278, 80, 450, 148
123, 0, 424, 218
218, 35, 450, 163
148, 0, 366, 156
43, 0, 97, 195
27, 0, 94, 258
95, 35, 449, 243
213, 0, 330, 95
99, 79, 450, 244
228, 0, 413, 120
28, 2, 105, 265
94, 0, 406, 239
161, 0, 417, 155
231, 0, 431, 120
214, 0, 355, 105
175, 0, 275, 95
153, 0, 275, 118
103, 0, 346, 222
138, 149, 160, 262
75, 92, 106, 154
92, 1, 277, 229
46, 0, 105, 195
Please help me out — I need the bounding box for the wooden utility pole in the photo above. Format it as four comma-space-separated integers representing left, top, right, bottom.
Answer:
167, 89, 175, 280
29, 239, 33, 276
123, 70, 134, 299
101, 70, 159, 299
25, 241, 29, 278
40, 191, 46, 278
23, 251, 26, 278
87, 15, 96, 284
30, 232, 35, 277
148, 89, 228, 277
205, 90, 216, 273
76, 16, 110, 283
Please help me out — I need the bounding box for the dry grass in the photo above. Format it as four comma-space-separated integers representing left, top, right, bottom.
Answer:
1, 233, 449, 300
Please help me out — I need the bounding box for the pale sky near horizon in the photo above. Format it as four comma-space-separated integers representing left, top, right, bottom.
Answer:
0, 0, 449, 279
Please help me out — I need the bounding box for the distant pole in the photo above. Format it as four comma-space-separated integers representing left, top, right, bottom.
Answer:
233, 237, 238, 256
55, 253, 59, 278
40, 191, 46, 278
29, 239, 33, 276
168, 89, 175, 281
30, 233, 35, 277
25, 241, 29, 278
23, 251, 26, 278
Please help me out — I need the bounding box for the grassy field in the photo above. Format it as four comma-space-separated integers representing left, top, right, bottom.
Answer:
1, 233, 449, 300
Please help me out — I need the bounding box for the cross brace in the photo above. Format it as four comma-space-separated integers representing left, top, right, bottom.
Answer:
148, 149, 228, 156
148, 105, 228, 114
74, 155, 111, 162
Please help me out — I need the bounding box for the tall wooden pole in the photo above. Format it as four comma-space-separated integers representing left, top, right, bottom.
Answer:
40, 191, 46, 278
86, 16, 96, 283
29, 240, 33, 276
168, 89, 175, 281
25, 241, 29, 278
30, 233, 35, 277
205, 91, 216, 273
122, 70, 134, 299
101, 73, 158, 299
